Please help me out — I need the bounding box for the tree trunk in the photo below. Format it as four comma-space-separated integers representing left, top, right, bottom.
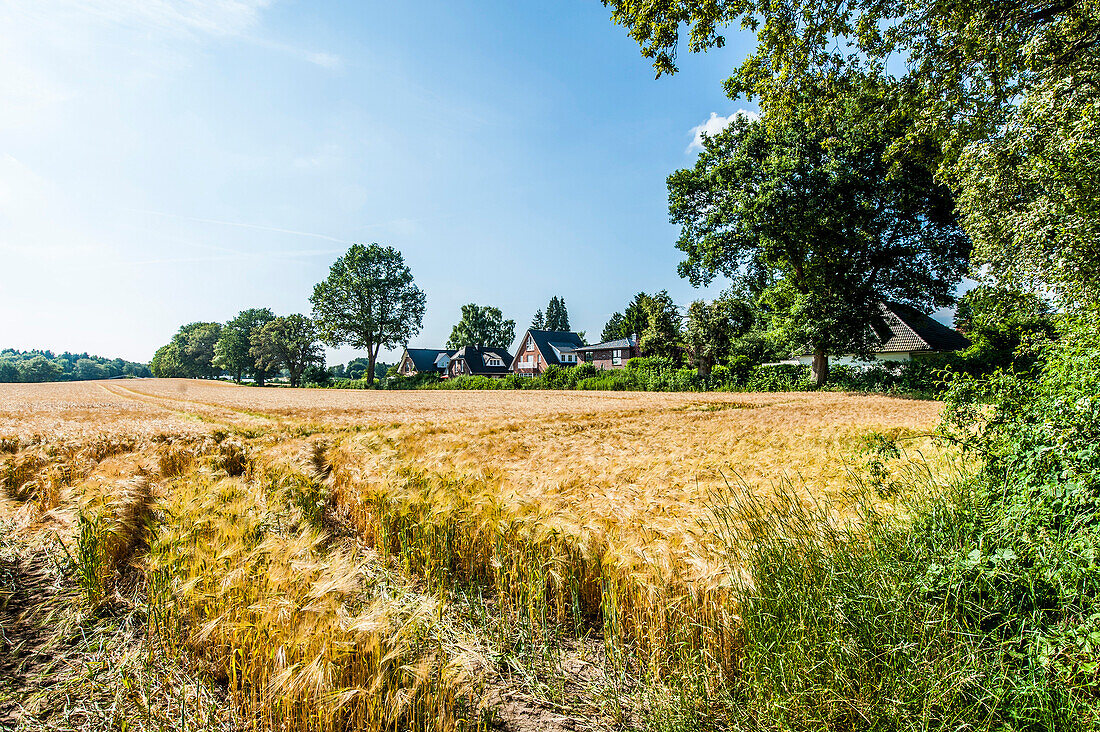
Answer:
811, 349, 829, 388
366, 346, 377, 386
236, 367, 242, 384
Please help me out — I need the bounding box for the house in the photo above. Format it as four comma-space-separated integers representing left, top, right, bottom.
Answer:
574, 334, 640, 370
510, 329, 585, 375
449, 345, 514, 378
397, 348, 452, 376
793, 302, 971, 366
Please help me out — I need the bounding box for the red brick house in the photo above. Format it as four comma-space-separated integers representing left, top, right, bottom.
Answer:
574, 334, 640, 370
510, 329, 585, 376
449, 345, 514, 378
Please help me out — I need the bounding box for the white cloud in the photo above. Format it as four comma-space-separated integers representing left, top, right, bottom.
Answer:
686, 110, 760, 153
32, 0, 272, 38
0, 1, 340, 131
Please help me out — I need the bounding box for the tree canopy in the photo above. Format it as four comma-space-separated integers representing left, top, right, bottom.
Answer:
603, 291, 683, 359
601, 312, 626, 342
151, 322, 223, 379
310, 244, 426, 386
535, 296, 571, 332
215, 308, 275, 384
604, 0, 1100, 307
251, 314, 324, 388
447, 304, 516, 349
668, 84, 969, 383
684, 295, 754, 375
0, 349, 150, 383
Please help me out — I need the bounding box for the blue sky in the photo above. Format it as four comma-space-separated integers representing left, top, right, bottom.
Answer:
1, 1, 762, 364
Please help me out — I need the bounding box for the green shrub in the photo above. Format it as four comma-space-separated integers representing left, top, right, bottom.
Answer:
330, 377, 373, 390
431, 375, 508, 390
576, 371, 637, 391
745, 364, 811, 391
573, 362, 598, 380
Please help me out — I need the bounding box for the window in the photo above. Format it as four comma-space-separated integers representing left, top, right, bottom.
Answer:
486, 357, 503, 367
526, 337, 535, 351
613, 349, 622, 366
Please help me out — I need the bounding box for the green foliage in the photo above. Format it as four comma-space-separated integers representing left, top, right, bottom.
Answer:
251, 314, 324, 388
384, 372, 441, 390
607, 292, 681, 356
956, 61, 1100, 305
543, 296, 571, 332
575, 371, 637, 391
531, 309, 545, 329
446, 303, 516, 349
302, 364, 331, 386
341, 357, 370, 380
684, 295, 754, 374
0, 358, 19, 383
744, 363, 810, 392
310, 243, 425, 385
605, 0, 1097, 310
151, 322, 223, 379
603, 0, 1095, 159
150, 342, 181, 379
601, 312, 625, 342
72, 512, 106, 606
955, 283, 1058, 375
0, 350, 150, 382
430, 375, 512, 391
669, 82, 968, 384
215, 307, 275, 384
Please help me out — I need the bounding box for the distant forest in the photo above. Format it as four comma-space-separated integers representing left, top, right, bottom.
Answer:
0, 349, 152, 383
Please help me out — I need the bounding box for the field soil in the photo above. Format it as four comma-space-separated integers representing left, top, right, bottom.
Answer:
0, 379, 947, 731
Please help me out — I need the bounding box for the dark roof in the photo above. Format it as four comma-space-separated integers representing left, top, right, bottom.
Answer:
452, 345, 514, 375
403, 348, 452, 372
520, 329, 585, 366
576, 335, 638, 352
874, 303, 971, 353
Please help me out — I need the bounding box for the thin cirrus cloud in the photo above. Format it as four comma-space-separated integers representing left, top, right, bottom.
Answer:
686, 110, 760, 153
0, 1, 340, 103
132, 209, 351, 244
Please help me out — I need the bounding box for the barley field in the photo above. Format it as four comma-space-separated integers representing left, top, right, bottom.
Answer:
0, 379, 955, 731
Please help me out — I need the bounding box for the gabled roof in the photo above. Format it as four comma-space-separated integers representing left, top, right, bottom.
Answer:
452, 345, 514, 375
576, 334, 638, 352
403, 348, 453, 372
875, 302, 971, 353
518, 329, 585, 366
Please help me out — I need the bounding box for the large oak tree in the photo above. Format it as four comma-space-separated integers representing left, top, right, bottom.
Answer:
311, 244, 426, 386
668, 85, 969, 384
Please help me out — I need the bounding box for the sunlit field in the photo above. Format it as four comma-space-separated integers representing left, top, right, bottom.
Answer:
0, 379, 955, 731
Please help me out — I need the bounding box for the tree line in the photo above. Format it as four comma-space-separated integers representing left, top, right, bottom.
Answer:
150, 242, 584, 387
0, 349, 151, 383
